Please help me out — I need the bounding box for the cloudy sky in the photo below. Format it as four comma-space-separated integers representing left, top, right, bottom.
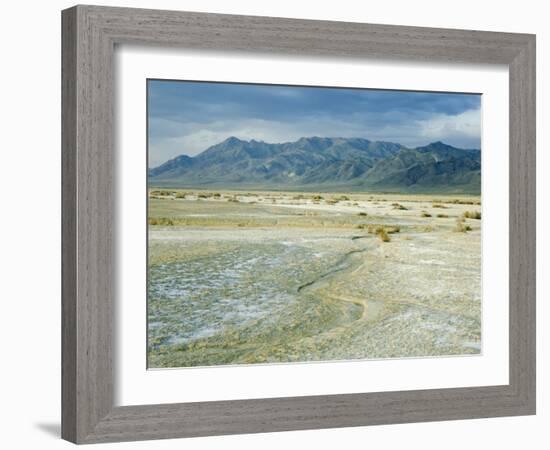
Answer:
148, 79, 481, 167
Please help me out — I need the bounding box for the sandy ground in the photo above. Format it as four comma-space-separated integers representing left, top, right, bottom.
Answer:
147, 190, 481, 368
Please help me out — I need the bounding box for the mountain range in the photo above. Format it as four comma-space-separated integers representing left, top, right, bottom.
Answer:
149, 137, 481, 194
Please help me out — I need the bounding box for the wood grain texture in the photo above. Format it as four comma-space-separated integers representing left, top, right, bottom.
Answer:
62, 5, 114, 442
508, 37, 536, 407
61, 4, 536, 444
61, 7, 77, 443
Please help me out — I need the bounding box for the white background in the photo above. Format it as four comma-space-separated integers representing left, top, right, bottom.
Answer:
0, 0, 547, 449
116, 47, 509, 405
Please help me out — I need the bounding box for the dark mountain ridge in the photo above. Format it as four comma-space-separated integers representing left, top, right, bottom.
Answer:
149, 137, 481, 194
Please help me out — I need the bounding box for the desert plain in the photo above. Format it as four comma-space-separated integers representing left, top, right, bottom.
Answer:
147, 189, 481, 368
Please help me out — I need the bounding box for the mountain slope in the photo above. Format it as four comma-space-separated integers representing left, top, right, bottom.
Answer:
361, 141, 481, 192
149, 137, 481, 193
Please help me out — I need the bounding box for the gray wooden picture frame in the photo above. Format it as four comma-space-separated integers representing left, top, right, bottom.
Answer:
61, 4, 536, 444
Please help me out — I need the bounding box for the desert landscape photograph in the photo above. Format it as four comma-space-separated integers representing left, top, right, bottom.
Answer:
147, 80, 482, 368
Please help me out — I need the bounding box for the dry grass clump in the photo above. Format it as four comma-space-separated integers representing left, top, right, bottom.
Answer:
385, 225, 401, 234
228, 196, 240, 203
449, 199, 480, 205
312, 195, 323, 201
150, 190, 175, 198
326, 198, 339, 205
363, 224, 400, 237
463, 210, 481, 220
420, 211, 432, 217
148, 217, 174, 226
436, 213, 449, 218
432, 204, 448, 209
377, 229, 390, 242
391, 202, 408, 210
175, 192, 186, 199
454, 217, 472, 232
339, 195, 350, 201
358, 212, 368, 216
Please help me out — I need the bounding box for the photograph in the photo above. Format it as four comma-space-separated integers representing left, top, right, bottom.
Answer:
1, 0, 541, 446
146, 80, 483, 369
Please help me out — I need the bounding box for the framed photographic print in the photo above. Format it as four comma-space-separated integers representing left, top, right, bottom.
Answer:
62, 5, 536, 444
